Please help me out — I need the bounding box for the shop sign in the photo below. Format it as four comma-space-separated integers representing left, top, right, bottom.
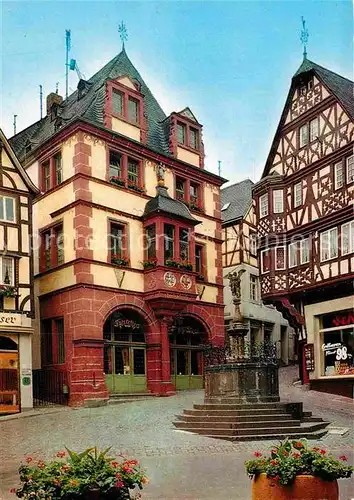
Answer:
304, 343, 315, 371
0, 313, 22, 326
322, 310, 354, 329
113, 319, 140, 330
321, 342, 348, 360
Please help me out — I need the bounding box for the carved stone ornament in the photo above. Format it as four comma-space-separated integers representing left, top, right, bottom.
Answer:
164, 272, 176, 288
180, 274, 192, 290
228, 269, 245, 299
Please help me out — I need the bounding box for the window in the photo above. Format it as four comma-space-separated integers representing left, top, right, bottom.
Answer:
54, 153, 63, 186
309, 118, 319, 142
294, 182, 302, 208
128, 97, 139, 123
164, 224, 175, 261
249, 232, 257, 256
41, 224, 64, 271
195, 244, 205, 278
250, 275, 258, 301
299, 123, 308, 148
110, 224, 124, 259
43, 231, 52, 270
0, 196, 15, 222
55, 318, 65, 364
261, 249, 270, 273
56, 227, 64, 266
259, 193, 268, 218
179, 228, 189, 262
289, 242, 299, 268
177, 123, 186, 145
273, 190, 284, 214
41, 319, 53, 366
127, 158, 139, 186
334, 161, 344, 190
320, 228, 338, 261
190, 183, 199, 205
346, 156, 354, 184
112, 90, 123, 116
0, 257, 14, 285
146, 225, 156, 260
300, 238, 310, 264
341, 221, 354, 255
275, 247, 285, 270
109, 151, 122, 179
43, 161, 51, 192
176, 178, 185, 200
189, 128, 199, 150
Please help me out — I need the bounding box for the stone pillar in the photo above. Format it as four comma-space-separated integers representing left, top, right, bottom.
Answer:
160, 318, 171, 383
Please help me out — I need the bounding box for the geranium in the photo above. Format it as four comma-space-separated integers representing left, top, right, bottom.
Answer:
245, 439, 353, 487
56, 450, 66, 458
253, 451, 263, 457
25, 457, 33, 463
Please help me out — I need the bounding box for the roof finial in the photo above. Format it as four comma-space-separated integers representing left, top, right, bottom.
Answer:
118, 21, 128, 50
300, 16, 309, 60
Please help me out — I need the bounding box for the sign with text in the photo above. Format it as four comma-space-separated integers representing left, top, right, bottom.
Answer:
0, 313, 22, 327
304, 343, 315, 371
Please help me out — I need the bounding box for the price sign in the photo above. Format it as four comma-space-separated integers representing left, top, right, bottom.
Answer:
304, 343, 315, 372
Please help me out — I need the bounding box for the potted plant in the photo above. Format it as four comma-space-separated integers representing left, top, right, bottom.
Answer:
110, 176, 126, 187
245, 439, 353, 500
0, 284, 17, 297
165, 259, 180, 268
127, 183, 145, 194
111, 255, 129, 267
12, 447, 148, 499
179, 261, 193, 272
142, 258, 157, 269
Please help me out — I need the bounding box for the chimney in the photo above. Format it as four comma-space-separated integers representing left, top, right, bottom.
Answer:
46, 92, 63, 116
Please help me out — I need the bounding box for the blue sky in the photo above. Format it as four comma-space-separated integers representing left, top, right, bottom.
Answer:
1, 1, 352, 184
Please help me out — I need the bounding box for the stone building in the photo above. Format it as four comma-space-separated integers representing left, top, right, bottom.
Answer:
9, 47, 225, 405
0, 129, 38, 414
252, 58, 354, 396
222, 179, 295, 363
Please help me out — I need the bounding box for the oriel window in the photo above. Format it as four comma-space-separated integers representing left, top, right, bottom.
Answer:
179, 228, 189, 262
164, 224, 175, 261
273, 190, 284, 214
146, 225, 156, 260
259, 193, 268, 218
334, 161, 344, 190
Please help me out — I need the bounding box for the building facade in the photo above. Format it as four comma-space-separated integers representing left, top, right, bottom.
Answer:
9, 48, 225, 405
0, 129, 38, 414
252, 58, 354, 396
222, 179, 295, 363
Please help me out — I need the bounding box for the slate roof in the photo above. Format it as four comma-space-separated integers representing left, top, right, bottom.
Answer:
294, 58, 354, 119
143, 185, 199, 225
220, 179, 254, 224
9, 48, 171, 160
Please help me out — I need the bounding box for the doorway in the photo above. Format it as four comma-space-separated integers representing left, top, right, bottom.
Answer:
0, 335, 19, 414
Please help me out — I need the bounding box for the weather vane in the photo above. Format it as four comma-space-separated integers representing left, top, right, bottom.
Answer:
300, 16, 309, 60
118, 21, 128, 49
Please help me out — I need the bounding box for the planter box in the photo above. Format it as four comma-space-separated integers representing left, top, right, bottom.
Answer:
252, 473, 338, 500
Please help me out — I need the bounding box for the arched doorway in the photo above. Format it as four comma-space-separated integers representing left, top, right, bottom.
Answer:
0, 335, 19, 413
103, 310, 146, 393
169, 316, 206, 390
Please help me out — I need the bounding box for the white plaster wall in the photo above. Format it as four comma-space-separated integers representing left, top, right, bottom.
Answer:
19, 333, 33, 409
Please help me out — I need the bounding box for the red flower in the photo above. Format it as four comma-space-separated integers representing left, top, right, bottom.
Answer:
319, 449, 326, 455
56, 451, 66, 458
282, 451, 289, 457
312, 447, 320, 452
9, 489, 16, 494
25, 457, 33, 463
38, 461, 45, 469
270, 459, 278, 466
253, 451, 263, 457
53, 479, 61, 486
115, 473, 122, 479
293, 441, 304, 449
111, 461, 120, 467
339, 455, 348, 461
115, 481, 125, 488
292, 452, 301, 459
122, 465, 133, 474
270, 449, 277, 455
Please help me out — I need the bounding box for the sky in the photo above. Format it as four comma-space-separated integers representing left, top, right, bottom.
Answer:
0, 0, 352, 185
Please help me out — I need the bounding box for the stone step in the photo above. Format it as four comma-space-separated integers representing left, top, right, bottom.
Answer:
183, 408, 289, 417
194, 403, 288, 411
109, 392, 154, 398
176, 413, 294, 423
173, 419, 301, 430
203, 401, 284, 408
200, 430, 329, 442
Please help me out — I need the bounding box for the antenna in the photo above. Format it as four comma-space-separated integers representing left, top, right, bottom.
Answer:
65, 29, 71, 99
218, 160, 222, 177
13, 115, 17, 135
55, 82, 59, 94
39, 85, 43, 119
69, 58, 86, 80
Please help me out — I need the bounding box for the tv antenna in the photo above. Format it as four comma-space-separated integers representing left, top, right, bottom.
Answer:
65, 29, 71, 99
69, 58, 86, 81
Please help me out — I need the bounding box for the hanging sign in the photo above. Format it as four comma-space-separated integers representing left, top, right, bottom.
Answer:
304, 343, 315, 371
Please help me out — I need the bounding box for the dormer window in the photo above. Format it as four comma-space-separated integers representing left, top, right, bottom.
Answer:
107, 79, 144, 130
189, 128, 199, 149
128, 97, 139, 123
112, 90, 123, 116
177, 123, 186, 145
176, 121, 200, 150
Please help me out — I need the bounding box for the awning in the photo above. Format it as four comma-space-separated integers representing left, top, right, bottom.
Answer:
273, 297, 305, 328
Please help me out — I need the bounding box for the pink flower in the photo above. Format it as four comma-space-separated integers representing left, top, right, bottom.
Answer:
292, 452, 301, 459
115, 481, 125, 488
253, 451, 263, 457
270, 449, 277, 455
293, 441, 304, 449
339, 455, 348, 461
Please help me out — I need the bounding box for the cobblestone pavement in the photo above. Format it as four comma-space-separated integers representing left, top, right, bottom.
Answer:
0, 366, 353, 499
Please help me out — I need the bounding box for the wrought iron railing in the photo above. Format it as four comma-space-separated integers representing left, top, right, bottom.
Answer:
202, 341, 277, 366
32, 369, 69, 406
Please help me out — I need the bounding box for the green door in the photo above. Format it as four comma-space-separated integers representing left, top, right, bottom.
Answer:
171, 348, 204, 390
104, 345, 146, 393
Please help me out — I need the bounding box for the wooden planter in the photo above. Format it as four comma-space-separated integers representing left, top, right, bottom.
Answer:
252, 473, 339, 500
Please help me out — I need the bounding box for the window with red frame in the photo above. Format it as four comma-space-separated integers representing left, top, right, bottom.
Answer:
127, 158, 139, 187
41, 319, 53, 366
110, 223, 126, 265
112, 90, 123, 116
110, 84, 141, 126
164, 224, 175, 262
41, 224, 64, 271
195, 244, 205, 280
189, 127, 199, 150
109, 151, 122, 179
109, 150, 143, 191
41, 318, 65, 366
261, 249, 270, 273
128, 97, 139, 123
176, 121, 200, 151
190, 182, 200, 207
176, 177, 186, 200
145, 225, 156, 261
179, 228, 189, 262
177, 123, 186, 145
41, 152, 63, 192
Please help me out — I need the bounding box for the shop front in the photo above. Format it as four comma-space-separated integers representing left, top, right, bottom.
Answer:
304, 297, 354, 398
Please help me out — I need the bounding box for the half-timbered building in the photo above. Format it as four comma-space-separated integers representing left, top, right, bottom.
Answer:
222, 179, 295, 363
253, 58, 354, 396
0, 129, 38, 413
9, 47, 225, 405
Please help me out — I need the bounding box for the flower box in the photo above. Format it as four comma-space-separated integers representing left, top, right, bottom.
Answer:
110, 177, 126, 187
142, 259, 157, 269
111, 256, 129, 267
245, 439, 352, 500
179, 263, 193, 272
0, 285, 17, 298
127, 184, 145, 194
12, 447, 148, 500
165, 259, 180, 268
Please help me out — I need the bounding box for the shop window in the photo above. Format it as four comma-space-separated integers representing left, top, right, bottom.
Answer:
341, 221, 354, 256
179, 228, 189, 262
294, 182, 302, 208
261, 249, 270, 273
145, 225, 156, 261
346, 155, 354, 184
176, 178, 185, 201
40, 152, 63, 192
259, 193, 268, 218
334, 161, 344, 190
300, 238, 310, 264
249, 232, 257, 256
288, 242, 299, 268
250, 274, 258, 301
41, 318, 65, 366
0, 195, 15, 223
164, 224, 175, 262
275, 246, 285, 270
321, 325, 354, 376
195, 244, 205, 280
0, 257, 14, 285
320, 227, 338, 262
273, 190, 284, 214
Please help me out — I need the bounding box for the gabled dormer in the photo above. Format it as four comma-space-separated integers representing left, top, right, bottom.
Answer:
104, 74, 147, 144
168, 107, 205, 168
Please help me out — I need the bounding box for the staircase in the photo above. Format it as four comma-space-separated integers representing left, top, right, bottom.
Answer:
108, 392, 155, 405
173, 401, 330, 441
